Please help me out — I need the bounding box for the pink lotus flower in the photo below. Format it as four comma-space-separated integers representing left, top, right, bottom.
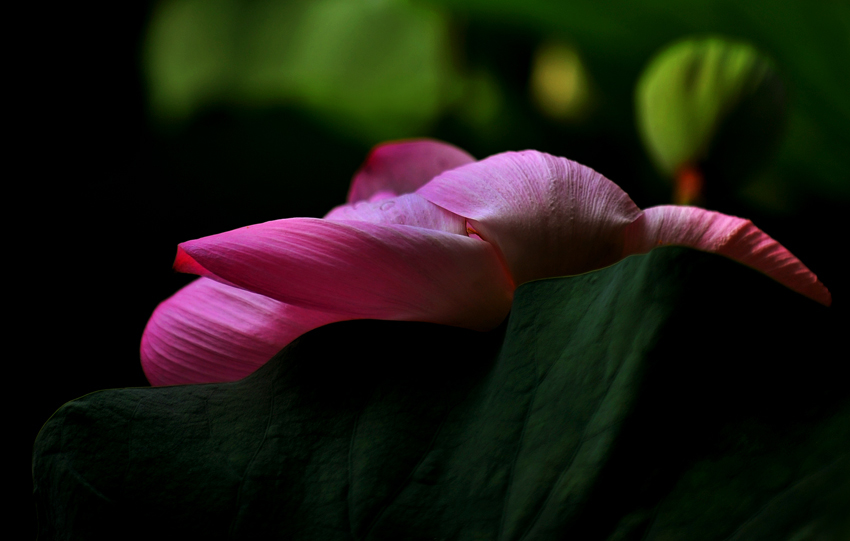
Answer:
141, 140, 831, 386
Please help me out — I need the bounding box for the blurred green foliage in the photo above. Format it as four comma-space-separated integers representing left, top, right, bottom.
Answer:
145, 0, 850, 211
636, 38, 785, 182
145, 0, 465, 142
429, 0, 850, 203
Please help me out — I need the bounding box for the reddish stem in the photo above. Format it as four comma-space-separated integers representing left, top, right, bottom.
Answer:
674, 164, 704, 205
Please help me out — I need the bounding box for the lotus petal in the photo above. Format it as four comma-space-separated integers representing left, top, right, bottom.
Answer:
324, 193, 466, 234
347, 139, 475, 203
175, 218, 514, 331
623, 205, 831, 306
141, 278, 344, 385
418, 150, 643, 284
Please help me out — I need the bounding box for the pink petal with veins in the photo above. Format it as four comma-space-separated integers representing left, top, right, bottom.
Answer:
347, 139, 475, 203
324, 193, 467, 234
418, 150, 643, 284
175, 218, 514, 331
141, 278, 345, 386
623, 205, 831, 306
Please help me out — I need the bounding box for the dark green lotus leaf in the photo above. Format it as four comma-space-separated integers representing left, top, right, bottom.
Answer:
33, 247, 847, 540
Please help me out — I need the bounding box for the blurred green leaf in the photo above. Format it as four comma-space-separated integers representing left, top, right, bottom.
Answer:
636, 37, 785, 181
430, 0, 850, 198
145, 0, 462, 142
145, 0, 239, 119
34, 247, 847, 539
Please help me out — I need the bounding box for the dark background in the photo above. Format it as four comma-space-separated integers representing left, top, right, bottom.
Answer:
23, 0, 847, 535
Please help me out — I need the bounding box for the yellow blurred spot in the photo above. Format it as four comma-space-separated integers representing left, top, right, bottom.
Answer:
530, 42, 591, 121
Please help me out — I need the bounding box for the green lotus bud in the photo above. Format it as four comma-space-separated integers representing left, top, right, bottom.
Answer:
636, 37, 786, 204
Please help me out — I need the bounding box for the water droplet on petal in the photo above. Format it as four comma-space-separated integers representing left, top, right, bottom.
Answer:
380, 201, 396, 211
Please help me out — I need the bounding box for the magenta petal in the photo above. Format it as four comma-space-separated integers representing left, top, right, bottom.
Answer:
140, 278, 344, 386
623, 205, 831, 306
417, 150, 643, 285
324, 193, 467, 234
175, 218, 514, 330
347, 139, 475, 203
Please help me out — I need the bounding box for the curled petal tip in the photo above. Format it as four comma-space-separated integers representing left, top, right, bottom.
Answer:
173, 245, 206, 275
624, 205, 832, 307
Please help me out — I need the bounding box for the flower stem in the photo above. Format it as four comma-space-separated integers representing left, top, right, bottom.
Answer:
674, 164, 704, 206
